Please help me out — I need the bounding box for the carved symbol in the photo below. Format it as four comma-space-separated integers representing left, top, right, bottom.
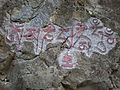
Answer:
57, 28, 71, 45
5, 18, 117, 58
96, 41, 106, 53
92, 18, 100, 25
43, 34, 53, 41
107, 37, 115, 44
61, 52, 73, 67
6, 30, 14, 42
105, 28, 114, 35
75, 35, 92, 50
42, 24, 56, 42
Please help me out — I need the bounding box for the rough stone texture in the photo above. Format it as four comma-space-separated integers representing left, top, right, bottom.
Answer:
8, 57, 61, 90
0, 34, 15, 80
0, 0, 120, 90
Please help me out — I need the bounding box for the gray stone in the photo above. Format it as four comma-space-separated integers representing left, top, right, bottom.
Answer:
0, 0, 120, 90
8, 57, 62, 90
0, 34, 15, 80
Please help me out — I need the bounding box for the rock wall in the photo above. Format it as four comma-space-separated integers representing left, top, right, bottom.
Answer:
0, 0, 120, 90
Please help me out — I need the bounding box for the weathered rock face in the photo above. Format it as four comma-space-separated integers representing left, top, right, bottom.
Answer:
0, 0, 120, 90
0, 34, 15, 80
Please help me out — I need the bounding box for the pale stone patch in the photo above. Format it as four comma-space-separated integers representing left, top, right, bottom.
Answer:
4, 17, 118, 69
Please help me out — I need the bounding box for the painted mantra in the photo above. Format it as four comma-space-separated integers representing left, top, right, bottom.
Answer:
58, 49, 77, 69
5, 18, 118, 69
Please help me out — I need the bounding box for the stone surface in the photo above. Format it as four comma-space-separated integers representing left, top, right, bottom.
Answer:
0, 34, 15, 80
8, 57, 62, 90
0, 0, 120, 90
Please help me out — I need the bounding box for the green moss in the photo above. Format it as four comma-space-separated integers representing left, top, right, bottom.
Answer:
90, 13, 96, 17
27, 55, 36, 60
40, 57, 46, 61
117, 33, 120, 37
101, 18, 108, 22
